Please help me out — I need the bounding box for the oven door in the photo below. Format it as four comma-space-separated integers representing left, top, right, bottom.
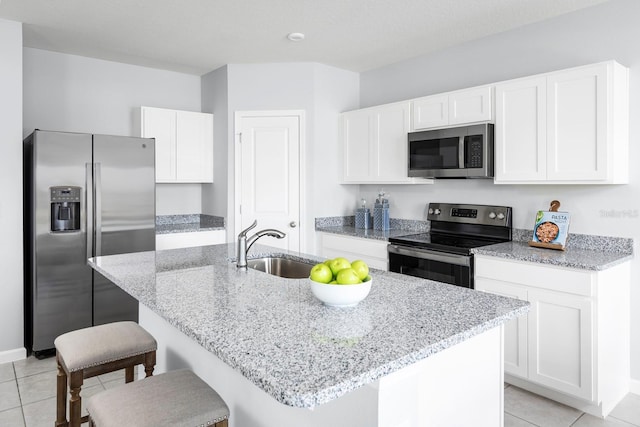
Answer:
388, 244, 473, 288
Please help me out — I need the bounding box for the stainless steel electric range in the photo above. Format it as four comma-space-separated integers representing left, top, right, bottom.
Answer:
388, 203, 512, 288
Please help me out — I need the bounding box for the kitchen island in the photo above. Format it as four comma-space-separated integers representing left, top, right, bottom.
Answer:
89, 244, 529, 427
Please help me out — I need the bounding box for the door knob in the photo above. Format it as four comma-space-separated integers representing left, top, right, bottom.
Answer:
289, 221, 297, 228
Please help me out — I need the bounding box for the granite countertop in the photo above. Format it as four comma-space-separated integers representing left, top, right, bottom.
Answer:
156, 214, 225, 234
89, 244, 529, 409
472, 229, 633, 271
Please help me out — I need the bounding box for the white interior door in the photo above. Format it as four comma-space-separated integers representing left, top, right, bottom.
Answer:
236, 112, 302, 252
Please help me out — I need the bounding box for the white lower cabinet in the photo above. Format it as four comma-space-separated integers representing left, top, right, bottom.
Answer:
156, 230, 226, 250
475, 255, 630, 417
474, 278, 528, 378
317, 232, 388, 271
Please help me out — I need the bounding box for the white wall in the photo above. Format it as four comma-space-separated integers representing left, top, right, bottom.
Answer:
0, 19, 24, 362
359, 0, 640, 383
201, 65, 229, 226
23, 48, 203, 215
220, 62, 359, 251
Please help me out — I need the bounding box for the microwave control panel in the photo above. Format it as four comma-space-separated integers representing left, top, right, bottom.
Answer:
465, 135, 483, 168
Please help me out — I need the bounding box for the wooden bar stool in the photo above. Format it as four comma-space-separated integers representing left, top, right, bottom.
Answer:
54, 321, 157, 427
86, 369, 230, 427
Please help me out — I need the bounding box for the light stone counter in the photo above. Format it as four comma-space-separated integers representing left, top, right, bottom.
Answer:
155, 214, 225, 234
89, 243, 528, 411
472, 234, 633, 271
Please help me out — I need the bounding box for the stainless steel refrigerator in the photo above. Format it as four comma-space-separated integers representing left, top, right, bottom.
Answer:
23, 130, 155, 355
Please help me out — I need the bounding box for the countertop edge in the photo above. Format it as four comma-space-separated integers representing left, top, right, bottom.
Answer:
88, 247, 530, 409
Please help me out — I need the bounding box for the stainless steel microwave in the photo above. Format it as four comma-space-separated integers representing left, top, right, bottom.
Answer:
408, 123, 494, 178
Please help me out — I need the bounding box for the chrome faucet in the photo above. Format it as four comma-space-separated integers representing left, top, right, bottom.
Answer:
236, 220, 286, 269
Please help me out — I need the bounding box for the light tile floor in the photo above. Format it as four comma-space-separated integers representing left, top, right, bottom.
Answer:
0, 356, 639, 426
0, 356, 126, 427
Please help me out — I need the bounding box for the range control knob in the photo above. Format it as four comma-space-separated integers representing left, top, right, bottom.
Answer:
497, 213, 505, 220
434, 208, 441, 215
428, 208, 434, 215
488, 212, 497, 219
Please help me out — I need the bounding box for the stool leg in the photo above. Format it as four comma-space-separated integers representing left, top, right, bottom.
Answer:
68, 371, 83, 427
55, 356, 68, 427
144, 350, 156, 378
125, 366, 134, 383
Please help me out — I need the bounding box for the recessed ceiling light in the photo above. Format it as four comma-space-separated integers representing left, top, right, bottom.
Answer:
287, 32, 305, 42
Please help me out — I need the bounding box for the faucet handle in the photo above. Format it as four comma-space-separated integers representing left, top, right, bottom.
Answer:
239, 219, 258, 237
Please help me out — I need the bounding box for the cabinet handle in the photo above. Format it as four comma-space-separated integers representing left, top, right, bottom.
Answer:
289, 221, 297, 228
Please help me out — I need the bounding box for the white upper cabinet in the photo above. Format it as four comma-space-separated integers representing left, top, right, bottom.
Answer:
141, 106, 214, 183
494, 77, 547, 181
495, 61, 629, 184
341, 101, 432, 184
412, 86, 493, 130
411, 94, 449, 129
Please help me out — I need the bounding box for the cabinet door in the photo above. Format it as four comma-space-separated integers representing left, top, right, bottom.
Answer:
527, 288, 593, 400
342, 110, 374, 182
176, 111, 214, 183
373, 102, 411, 181
411, 94, 449, 130
142, 107, 177, 182
449, 86, 493, 125
547, 64, 608, 181
494, 77, 547, 182
475, 277, 528, 378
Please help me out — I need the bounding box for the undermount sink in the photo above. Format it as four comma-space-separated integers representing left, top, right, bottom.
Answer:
246, 257, 314, 279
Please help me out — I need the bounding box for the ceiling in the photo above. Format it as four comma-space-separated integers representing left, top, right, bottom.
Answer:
0, 0, 611, 76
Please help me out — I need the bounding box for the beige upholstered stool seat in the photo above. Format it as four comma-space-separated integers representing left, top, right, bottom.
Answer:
86, 369, 230, 427
54, 321, 157, 427
55, 321, 157, 372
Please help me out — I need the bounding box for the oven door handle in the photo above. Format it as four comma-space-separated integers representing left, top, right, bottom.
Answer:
388, 244, 471, 267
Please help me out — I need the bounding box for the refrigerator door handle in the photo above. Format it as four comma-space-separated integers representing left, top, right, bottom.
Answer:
86, 163, 94, 261
94, 162, 102, 257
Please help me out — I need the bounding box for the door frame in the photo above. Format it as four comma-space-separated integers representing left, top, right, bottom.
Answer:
233, 110, 306, 252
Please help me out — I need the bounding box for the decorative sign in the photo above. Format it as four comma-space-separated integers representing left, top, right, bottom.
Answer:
528, 200, 571, 251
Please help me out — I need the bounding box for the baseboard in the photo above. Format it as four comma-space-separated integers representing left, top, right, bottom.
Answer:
630, 378, 640, 396
0, 347, 27, 364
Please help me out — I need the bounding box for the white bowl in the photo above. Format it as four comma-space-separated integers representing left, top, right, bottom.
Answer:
309, 277, 372, 307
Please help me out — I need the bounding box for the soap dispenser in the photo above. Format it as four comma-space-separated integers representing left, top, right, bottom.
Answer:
373, 190, 390, 231
355, 198, 371, 229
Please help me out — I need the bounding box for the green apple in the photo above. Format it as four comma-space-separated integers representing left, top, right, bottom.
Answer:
350, 260, 369, 280
336, 268, 362, 285
363, 275, 372, 282
329, 280, 338, 284
310, 263, 333, 284
328, 257, 352, 276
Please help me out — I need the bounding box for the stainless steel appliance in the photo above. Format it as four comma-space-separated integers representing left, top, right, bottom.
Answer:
388, 203, 511, 288
23, 130, 155, 355
408, 123, 494, 178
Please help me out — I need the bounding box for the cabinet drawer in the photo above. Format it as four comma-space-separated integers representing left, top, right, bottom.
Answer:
319, 233, 388, 270
475, 255, 594, 296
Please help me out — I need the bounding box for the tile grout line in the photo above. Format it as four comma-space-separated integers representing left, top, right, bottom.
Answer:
12, 361, 27, 427
504, 410, 541, 426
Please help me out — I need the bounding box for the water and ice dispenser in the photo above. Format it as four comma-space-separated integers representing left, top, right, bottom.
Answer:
50, 186, 81, 232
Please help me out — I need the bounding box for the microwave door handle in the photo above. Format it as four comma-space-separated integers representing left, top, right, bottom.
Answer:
458, 136, 465, 169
